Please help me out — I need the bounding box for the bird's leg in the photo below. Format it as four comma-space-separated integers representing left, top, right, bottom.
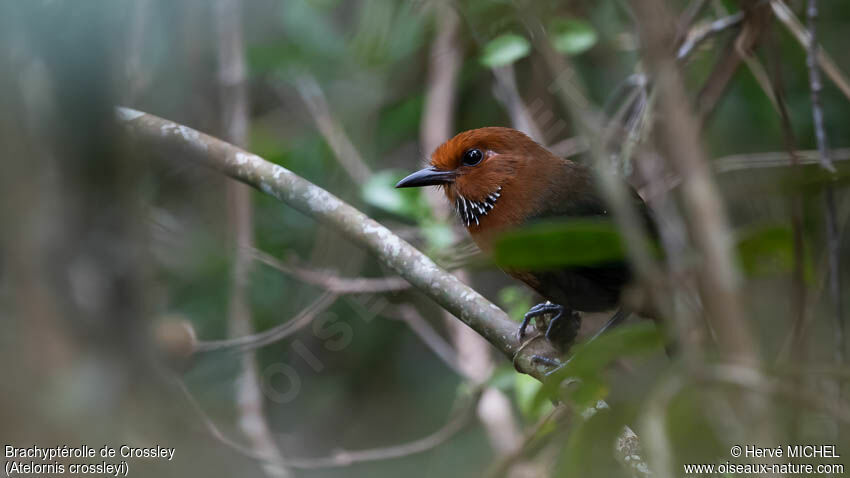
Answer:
537, 311, 631, 377
518, 301, 564, 339
530, 355, 563, 368
544, 308, 581, 342
588, 308, 631, 342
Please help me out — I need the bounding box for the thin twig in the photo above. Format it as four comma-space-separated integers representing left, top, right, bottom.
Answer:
633, 0, 758, 362
251, 247, 410, 294
195, 292, 338, 354
712, 148, 850, 173
548, 136, 589, 159
525, 13, 666, 307
675, 0, 710, 45
804, 0, 834, 174
770, 0, 850, 103
765, 36, 808, 357
289, 75, 372, 185
676, 12, 744, 61
777, 188, 850, 361
483, 405, 568, 478
215, 2, 289, 476
805, 0, 844, 438
176, 379, 282, 464
393, 304, 466, 376
423, 4, 526, 465
176, 377, 479, 471
491, 64, 546, 144
284, 389, 480, 469
696, 1, 771, 117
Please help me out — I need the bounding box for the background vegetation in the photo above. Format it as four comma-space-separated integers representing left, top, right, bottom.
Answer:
2, 0, 849, 477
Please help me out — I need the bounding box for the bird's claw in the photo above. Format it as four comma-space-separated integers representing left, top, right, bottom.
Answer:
530, 354, 563, 368
517, 301, 565, 340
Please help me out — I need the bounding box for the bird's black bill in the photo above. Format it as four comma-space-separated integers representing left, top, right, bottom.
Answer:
395, 167, 455, 188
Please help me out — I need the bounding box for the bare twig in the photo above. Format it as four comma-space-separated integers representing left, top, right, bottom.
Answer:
215, 2, 289, 476
421, 2, 462, 158
804, 0, 834, 174
195, 292, 338, 354
491, 64, 546, 143
284, 389, 480, 469
676, 12, 744, 61
825, 189, 844, 366
526, 15, 665, 304
393, 304, 465, 376
765, 41, 808, 356
632, 0, 758, 362
422, 6, 525, 462
116, 107, 563, 379
696, 1, 771, 117
549, 136, 589, 159
177, 379, 282, 465
804, 0, 844, 436
251, 248, 410, 294
770, 0, 850, 102
675, 0, 710, 44
712, 148, 850, 173
290, 75, 372, 185
483, 405, 568, 478
176, 377, 479, 471
122, 0, 153, 104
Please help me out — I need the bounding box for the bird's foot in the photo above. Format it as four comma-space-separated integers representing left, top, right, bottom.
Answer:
518, 301, 563, 339
518, 302, 581, 345
530, 354, 563, 368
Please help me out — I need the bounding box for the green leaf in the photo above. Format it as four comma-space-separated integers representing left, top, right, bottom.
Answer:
480, 34, 531, 68
515, 373, 553, 420
362, 170, 431, 220
736, 224, 795, 278
533, 322, 664, 411
493, 219, 625, 269
550, 18, 598, 55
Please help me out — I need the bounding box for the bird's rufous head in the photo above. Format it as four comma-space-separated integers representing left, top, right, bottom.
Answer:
396, 127, 556, 228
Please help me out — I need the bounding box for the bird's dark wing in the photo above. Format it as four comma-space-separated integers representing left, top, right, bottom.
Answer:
510, 160, 656, 312
532, 160, 657, 239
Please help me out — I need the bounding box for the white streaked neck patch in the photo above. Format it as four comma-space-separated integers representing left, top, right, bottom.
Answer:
455, 186, 501, 227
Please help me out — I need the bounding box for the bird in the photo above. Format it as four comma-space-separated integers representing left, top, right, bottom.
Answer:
396, 127, 655, 344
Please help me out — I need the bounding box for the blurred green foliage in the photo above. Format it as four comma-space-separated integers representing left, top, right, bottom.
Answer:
493, 219, 627, 269
497, 285, 534, 322
362, 170, 433, 220
534, 323, 665, 411
550, 18, 598, 55
480, 33, 531, 68
108, 0, 850, 475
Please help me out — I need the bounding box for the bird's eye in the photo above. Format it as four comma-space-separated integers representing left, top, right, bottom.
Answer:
462, 149, 484, 166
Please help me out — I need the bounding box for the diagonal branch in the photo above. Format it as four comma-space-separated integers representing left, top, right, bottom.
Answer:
116, 107, 562, 379
632, 0, 758, 363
